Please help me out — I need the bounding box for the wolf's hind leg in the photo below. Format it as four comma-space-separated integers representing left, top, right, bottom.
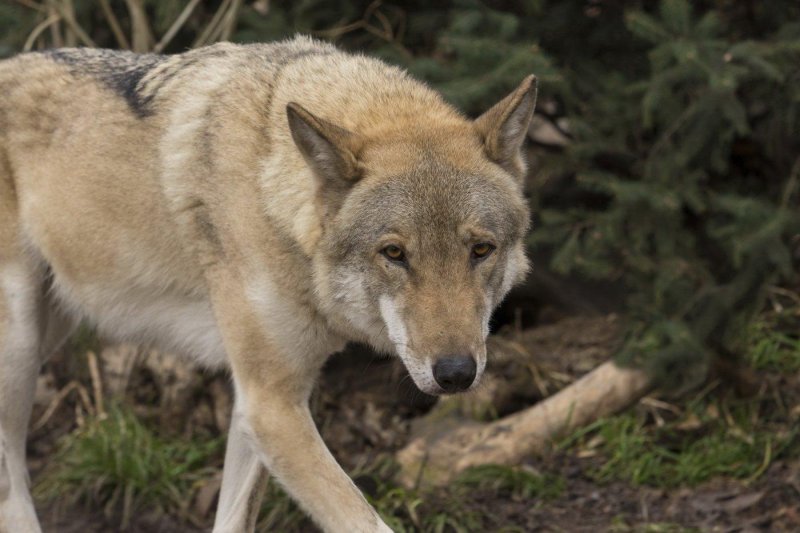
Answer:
0, 261, 43, 533
0, 260, 75, 533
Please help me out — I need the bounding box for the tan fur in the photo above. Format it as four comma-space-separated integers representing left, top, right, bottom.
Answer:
0, 36, 535, 532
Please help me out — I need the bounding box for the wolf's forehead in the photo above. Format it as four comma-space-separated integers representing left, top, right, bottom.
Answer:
351, 170, 522, 240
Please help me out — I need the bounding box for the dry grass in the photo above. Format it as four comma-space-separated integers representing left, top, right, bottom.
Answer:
10, 0, 243, 53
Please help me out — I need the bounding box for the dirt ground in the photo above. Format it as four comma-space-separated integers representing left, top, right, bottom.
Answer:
28, 315, 800, 532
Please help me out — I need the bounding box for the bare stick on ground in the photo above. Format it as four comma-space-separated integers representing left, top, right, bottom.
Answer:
396, 360, 652, 488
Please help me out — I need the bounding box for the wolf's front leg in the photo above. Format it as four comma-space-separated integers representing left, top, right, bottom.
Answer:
238, 383, 390, 533
206, 274, 391, 533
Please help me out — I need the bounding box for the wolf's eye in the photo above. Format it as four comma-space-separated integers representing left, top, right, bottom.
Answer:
382, 245, 406, 264
471, 242, 495, 261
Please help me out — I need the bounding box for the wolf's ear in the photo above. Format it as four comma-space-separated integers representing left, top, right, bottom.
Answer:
287, 102, 363, 215
474, 75, 538, 180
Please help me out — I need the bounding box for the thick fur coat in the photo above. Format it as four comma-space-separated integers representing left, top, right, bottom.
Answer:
0, 36, 535, 532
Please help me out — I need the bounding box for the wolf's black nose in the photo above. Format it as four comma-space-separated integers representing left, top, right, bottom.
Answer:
433, 355, 477, 393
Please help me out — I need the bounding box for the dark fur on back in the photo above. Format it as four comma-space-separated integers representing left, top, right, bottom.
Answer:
38, 44, 340, 119
43, 48, 167, 117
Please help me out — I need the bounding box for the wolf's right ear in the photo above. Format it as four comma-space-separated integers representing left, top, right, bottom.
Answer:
287, 102, 363, 216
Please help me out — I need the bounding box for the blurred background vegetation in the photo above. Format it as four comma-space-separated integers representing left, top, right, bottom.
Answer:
2, 0, 799, 531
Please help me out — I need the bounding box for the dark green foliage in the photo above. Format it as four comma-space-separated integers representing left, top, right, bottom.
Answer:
527, 0, 800, 388
3, 0, 799, 388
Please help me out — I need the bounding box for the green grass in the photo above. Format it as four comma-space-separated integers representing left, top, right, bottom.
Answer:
587, 414, 772, 487
254, 452, 566, 532
35, 405, 223, 528
745, 316, 800, 372
561, 392, 798, 489
256, 458, 565, 532
36, 405, 566, 532
452, 464, 564, 501
351, 457, 486, 533
559, 304, 800, 490
371, 461, 563, 532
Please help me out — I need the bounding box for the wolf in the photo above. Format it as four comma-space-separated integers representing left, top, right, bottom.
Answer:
0, 36, 535, 532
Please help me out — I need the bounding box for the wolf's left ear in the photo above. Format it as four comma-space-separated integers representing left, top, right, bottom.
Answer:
474, 75, 538, 180
287, 102, 363, 215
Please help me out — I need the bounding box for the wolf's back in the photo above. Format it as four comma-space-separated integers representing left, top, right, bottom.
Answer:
0, 36, 343, 122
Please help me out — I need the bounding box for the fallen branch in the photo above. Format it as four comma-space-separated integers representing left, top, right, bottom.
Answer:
396, 360, 652, 488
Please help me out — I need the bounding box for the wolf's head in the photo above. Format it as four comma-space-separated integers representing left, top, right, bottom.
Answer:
291, 76, 536, 395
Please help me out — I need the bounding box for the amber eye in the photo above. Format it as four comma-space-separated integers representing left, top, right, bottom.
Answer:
471, 242, 495, 261
382, 245, 406, 263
